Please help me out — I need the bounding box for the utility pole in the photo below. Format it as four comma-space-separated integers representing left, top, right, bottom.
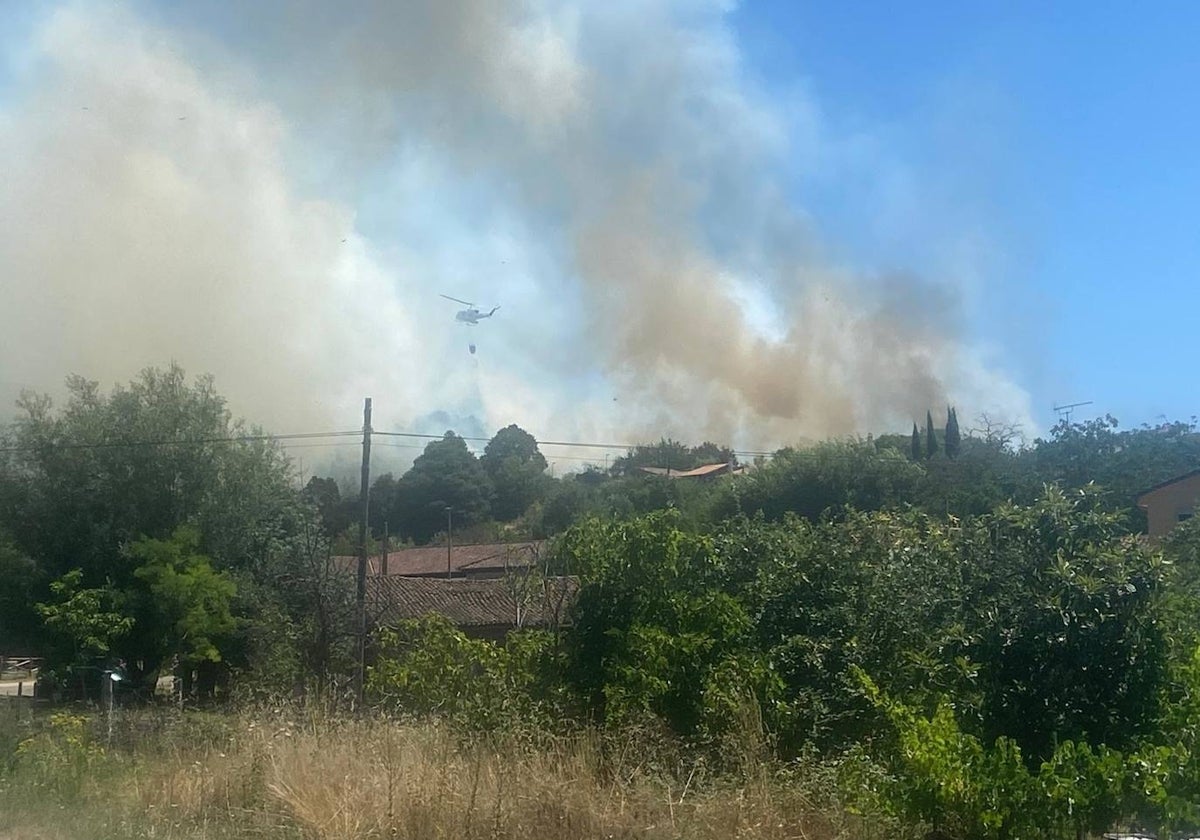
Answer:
445, 506, 453, 579
355, 397, 372, 710
381, 521, 389, 577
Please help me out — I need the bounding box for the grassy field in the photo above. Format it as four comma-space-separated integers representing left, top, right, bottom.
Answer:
0, 700, 905, 840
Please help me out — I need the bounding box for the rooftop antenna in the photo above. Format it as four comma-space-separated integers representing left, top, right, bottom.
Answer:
1053, 400, 1093, 423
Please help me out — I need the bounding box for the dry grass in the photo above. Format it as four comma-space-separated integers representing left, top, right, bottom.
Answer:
0, 707, 901, 840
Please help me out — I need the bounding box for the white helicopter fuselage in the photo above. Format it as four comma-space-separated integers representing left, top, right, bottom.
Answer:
455, 306, 498, 324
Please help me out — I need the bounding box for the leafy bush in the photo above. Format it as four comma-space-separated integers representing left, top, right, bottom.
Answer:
559, 511, 777, 740
960, 486, 1171, 760
367, 615, 566, 731
859, 673, 1128, 840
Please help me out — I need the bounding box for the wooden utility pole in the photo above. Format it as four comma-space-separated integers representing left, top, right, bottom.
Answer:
355, 397, 372, 709
445, 507, 453, 579
381, 521, 389, 577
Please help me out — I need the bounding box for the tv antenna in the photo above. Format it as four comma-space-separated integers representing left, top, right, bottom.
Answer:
1053, 400, 1093, 422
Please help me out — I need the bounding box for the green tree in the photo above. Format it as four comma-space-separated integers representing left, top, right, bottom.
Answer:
302, 476, 351, 538
945, 406, 961, 459
368, 472, 399, 536
36, 569, 133, 672
716, 440, 924, 524
926, 410, 938, 458
1, 365, 330, 694
691, 440, 737, 466
232, 522, 357, 699
368, 615, 565, 730
481, 424, 549, 521
960, 486, 1170, 760
609, 438, 734, 477
3, 365, 303, 583
719, 510, 963, 751
911, 422, 921, 461
860, 674, 1131, 840
397, 432, 493, 543
34, 529, 237, 694
610, 438, 696, 475
0, 529, 39, 652
533, 477, 594, 535
558, 511, 772, 737
1029, 416, 1200, 528
916, 434, 1039, 518
128, 527, 236, 674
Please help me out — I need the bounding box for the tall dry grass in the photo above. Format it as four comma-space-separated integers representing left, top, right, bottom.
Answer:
0, 704, 905, 840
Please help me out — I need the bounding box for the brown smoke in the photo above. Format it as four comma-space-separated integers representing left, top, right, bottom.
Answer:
235, 0, 1027, 441
0, 1, 1033, 450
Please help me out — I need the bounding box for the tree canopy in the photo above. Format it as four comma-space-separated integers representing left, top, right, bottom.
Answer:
7, 363, 1200, 834
480, 424, 548, 521
395, 432, 493, 543
0, 365, 349, 697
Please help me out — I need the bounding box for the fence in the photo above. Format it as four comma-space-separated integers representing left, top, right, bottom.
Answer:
0, 656, 43, 679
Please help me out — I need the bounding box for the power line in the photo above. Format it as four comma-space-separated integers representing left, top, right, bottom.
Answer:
372, 429, 776, 459
0, 425, 1045, 471
0, 430, 361, 455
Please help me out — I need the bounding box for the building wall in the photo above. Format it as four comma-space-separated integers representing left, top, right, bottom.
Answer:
1140, 473, 1200, 540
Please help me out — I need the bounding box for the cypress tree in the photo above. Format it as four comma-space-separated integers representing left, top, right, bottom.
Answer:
926, 410, 938, 458
911, 423, 921, 461
945, 406, 961, 459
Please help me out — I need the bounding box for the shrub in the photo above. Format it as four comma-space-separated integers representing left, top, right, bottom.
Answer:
367, 615, 566, 732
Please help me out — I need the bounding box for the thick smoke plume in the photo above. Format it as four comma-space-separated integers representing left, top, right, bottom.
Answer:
0, 1, 1033, 453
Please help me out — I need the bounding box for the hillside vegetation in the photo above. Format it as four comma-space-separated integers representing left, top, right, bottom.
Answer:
5, 366, 1200, 838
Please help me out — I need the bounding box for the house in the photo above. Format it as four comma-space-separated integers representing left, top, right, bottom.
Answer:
336, 540, 544, 579
1136, 469, 1200, 540
637, 462, 745, 480
368, 575, 578, 640
333, 540, 572, 638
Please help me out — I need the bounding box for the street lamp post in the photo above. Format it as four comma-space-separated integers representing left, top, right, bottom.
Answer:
101, 669, 123, 745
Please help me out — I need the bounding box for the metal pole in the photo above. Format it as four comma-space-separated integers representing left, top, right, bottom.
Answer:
355, 398, 372, 710
102, 670, 114, 745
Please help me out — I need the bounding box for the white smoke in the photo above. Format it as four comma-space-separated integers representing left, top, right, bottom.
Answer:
0, 1, 1035, 462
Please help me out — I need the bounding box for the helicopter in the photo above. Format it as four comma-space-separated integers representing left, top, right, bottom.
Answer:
440, 294, 500, 325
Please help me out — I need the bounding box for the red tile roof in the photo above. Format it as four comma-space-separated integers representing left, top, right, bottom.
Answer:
369, 575, 577, 629
637, 462, 743, 478
1135, 468, 1200, 504
336, 541, 544, 578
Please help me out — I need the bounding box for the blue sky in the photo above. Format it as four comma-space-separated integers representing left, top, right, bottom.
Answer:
1, 1, 1196, 454
732, 1, 1200, 428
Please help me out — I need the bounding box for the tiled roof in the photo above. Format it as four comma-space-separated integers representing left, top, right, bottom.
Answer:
675, 462, 739, 477
336, 541, 544, 577
637, 463, 743, 478
1135, 468, 1200, 503
369, 575, 577, 629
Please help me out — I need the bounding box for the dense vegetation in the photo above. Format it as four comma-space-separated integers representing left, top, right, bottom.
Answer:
0, 367, 355, 698
4, 365, 1200, 838
315, 408, 1200, 548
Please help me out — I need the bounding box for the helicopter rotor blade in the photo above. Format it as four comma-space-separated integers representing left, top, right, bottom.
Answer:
440, 293, 475, 307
